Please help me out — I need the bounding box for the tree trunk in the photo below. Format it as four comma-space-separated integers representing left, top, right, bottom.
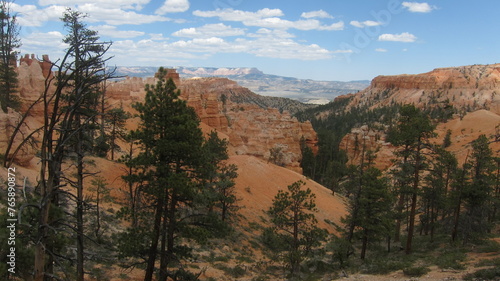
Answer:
360, 228, 368, 259
406, 141, 422, 255
144, 195, 164, 281
394, 192, 405, 243
394, 152, 410, 243
159, 189, 170, 281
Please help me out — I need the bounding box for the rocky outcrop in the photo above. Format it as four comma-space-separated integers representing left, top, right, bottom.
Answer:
371, 64, 500, 90
178, 77, 317, 170
19, 54, 52, 79
334, 64, 500, 167
106, 75, 318, 171
0, 109, 36, 166
339, 125, 395, 170
349, 64, 500, 114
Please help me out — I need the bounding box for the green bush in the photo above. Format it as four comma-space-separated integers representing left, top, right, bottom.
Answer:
214, 264, 247, 278
475, 257, 500, 267
475, 239, 500, 253
403, 266, 430, 277
434, 249, 466, 270
463, 267, 500, 280
361, 257, 412, 275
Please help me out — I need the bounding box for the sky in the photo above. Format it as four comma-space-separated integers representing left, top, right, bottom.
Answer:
8, 0, 500, 81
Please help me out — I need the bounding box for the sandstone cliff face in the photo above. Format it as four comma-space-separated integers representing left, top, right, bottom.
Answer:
349, 64, 500, 114
178, 77, 317, 170
339, 125, 395, 170
104, 74, 318, 171
339, 64, 500, 166
0, 109, 36, 166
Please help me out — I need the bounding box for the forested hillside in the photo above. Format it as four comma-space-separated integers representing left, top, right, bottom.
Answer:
293, 64, 500, 280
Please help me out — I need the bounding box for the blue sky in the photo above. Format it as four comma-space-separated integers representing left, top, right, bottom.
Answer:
10, 0, 500, 81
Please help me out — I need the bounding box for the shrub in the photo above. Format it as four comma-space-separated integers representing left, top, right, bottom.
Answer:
463, 267, 500, 280
434, 249, 466, 270
403, 266, 430, 277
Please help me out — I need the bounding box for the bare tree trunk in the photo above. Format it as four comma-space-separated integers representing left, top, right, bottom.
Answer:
76, 121, 85, 281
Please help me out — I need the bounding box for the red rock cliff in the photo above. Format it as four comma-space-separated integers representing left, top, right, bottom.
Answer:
107, 74, 317, 171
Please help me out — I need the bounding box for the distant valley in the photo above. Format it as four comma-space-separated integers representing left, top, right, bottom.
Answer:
113, 66, 370, 104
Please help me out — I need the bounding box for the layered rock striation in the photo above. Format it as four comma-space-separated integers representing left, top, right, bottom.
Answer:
94, 71, 318, 171
348, 64, 500, 114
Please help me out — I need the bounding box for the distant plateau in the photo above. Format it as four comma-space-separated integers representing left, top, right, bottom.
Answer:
113, 66, 370, 104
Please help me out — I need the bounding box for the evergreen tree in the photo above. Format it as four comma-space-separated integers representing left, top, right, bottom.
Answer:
300, 136, 316, 179
387, 104, 435, 254
442, 129, 452, 148
105, 105, 130, 160
0, 0, 20, 112
267, 180, 327, 277
421, 147, 457, 240
60, 9, 113, 280
0, 8, 117, 281
462, 135, 495, 242
134, 68, 204, 281
118, 68, 233, 281
347, 168, 393, 259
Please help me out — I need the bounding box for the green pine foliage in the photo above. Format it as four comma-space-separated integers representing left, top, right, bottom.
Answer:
266, 180, 327, 277
0, 0, 21, 112
117, 67, 238, 281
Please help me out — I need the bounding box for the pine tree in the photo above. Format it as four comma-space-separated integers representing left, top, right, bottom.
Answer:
422, 147, 457, 240
0, 0, 20, 112
462, 135, 495, 242
300, 136, 316, 179
60, 9, 113, 280
387, 105, 435, 254
354, 168, 393, 259
6, 8, 116, 281
118, 67, 234, 281
267, 180, 327, 277
105, 106, 130, 160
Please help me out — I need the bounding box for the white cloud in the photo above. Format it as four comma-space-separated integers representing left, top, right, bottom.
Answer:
375, 48, 388, 52
193, 8, 283, 21
402, 2, 436, 13
301, 10, 333, 19
318, 21, 344, 31
90, 25, 145, 38
77, 3, 170, 25
248, 28, 295, 39
12, 4, 67, 26
350, 20, 382, 28
156, 0, 190, 15
19, 31, 67, 58
106, 27, 334, 64
149, 33, 168, 41
378, 32, 417, 42
13, 2, 170, 27
173, 23, 245, 38
39, 0, 150, 10
332, 49, 353, 54
193, 8, 343, 31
